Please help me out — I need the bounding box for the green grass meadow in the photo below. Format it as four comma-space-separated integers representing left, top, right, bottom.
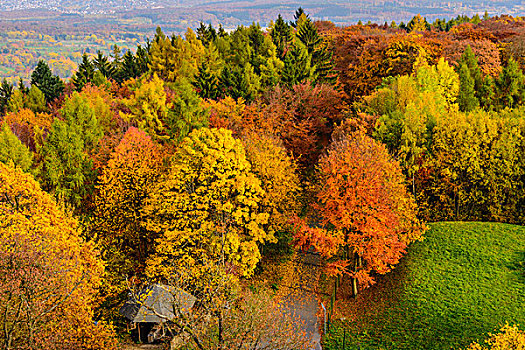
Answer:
323, 222, 525, 350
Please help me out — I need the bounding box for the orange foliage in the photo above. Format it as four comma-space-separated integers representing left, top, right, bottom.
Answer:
247, 83, 347, 169
3, 108, 52, 151
315, 131, 425, 288
0, 162, 116, 349
290, 215, 343, 258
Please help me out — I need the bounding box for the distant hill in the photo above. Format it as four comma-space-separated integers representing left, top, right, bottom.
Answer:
1, 0, 524, 24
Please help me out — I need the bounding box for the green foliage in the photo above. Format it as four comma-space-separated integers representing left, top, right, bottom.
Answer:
38, 119, 93, 208
93, 50, 116, 80
26, 86, 47, 113
0, 79, 14, 115
0, 123, 33, 172
270, 14, 293, 59
418, 109, 525, 223
296, 17, 336, 84
458, 45, 483, 92
281, 41, 312, 87
496, 57, 525, 109
193, 61, 219, 99
458, 63, 479, 111
116, 45, 150, 83
7, 89, 24, 113
30, 60, 64, 103
371, 59, 459, 195
166, 78, 209, 141
72, 53, 95, 91
60, 91, 103, 152
324, 222, 525, 350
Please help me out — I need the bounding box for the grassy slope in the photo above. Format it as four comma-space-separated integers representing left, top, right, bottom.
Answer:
323, 222, 525, 350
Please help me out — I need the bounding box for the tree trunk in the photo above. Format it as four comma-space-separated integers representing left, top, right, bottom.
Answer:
351, 277, 358, 297
218, 309, 223, 350
352, 252, 362, 298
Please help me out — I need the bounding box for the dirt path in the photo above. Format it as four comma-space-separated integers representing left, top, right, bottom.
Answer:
278, 251, 323, 350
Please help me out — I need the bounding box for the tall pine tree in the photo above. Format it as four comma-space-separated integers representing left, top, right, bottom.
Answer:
31, 60, 64, 103
457, 63, 479, 112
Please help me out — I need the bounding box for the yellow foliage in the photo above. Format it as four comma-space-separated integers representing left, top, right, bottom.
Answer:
119, 73, 172, 140
0, 162, 116, 349
242, 132, 300, 237
144, 128, 271, 278
466, 325, 525, 350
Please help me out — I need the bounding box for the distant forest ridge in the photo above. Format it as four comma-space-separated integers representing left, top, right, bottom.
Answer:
0, 0, 524, 26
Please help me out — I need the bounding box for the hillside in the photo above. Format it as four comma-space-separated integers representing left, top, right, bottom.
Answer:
323, 222, 525, 349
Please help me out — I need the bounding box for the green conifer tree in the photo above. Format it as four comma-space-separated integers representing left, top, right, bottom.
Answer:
219, 65, 250, 100
458, 45, 483, 92
166, 78, 209, 141
26, 86, 47, 113
496, 57, 525, 108
31, 60, 64, 103
479, 75, 496, 110
39, 119, 93, 209
60, 92, 103, 152
193, 61, 219, 99
296, 16, 336, 84
72, 53, 95, 91
0, 79, 14, 115
281, 41, 312, 87
457, 63, 479, 112
93, 50, 116, 80
271, 14, 293, 59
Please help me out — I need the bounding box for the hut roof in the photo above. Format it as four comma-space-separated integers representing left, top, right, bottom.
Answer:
119, 284, 196, 323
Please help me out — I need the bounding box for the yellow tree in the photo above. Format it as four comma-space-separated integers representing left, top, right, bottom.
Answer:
0, 162, 116, 350
144, 128, 270, 279
241, 132, 300, 243
119, 74, 172, 141
92, 127, 165, 317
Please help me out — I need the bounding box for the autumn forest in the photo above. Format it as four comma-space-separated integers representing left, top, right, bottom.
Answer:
1, 7, 525, 350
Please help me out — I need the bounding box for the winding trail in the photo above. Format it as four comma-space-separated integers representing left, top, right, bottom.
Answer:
277, 251, 323, 350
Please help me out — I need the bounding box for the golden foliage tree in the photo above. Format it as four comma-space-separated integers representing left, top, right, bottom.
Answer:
119, 74, 172, 141
92, 127, 165, 316
144, 128, 270, 279
0, 162, 116, 350
241, 132, 300, 239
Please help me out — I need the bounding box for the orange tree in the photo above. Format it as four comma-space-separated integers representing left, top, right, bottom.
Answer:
0, 162, 116, 350
92, 127, 166, 321
307, 131, 426, 296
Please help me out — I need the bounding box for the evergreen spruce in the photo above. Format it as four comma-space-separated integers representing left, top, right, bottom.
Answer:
166, 78, 209, 141
271, 14, 293, 59
0, 79, 14, 115
31, 60, 64, 103
496, 57, 525, 108
72, 53, 95, 91
193, 62, 219, 99
281, 42, 312, 87
93, 50, 117, 80
479, 75, 496, 110
457, 63, 479, 112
